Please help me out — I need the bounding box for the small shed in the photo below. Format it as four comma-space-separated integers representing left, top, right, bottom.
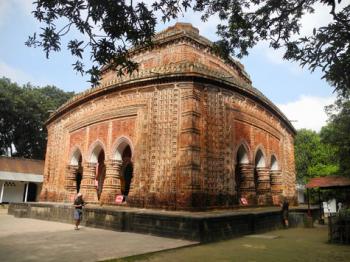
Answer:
305, 176, 350, 216
0, 157, 44, 203
306, 176, 350, 189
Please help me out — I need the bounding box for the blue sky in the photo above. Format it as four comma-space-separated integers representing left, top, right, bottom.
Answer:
0, 1, 338, 131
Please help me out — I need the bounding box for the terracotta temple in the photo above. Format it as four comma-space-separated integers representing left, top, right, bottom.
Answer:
40, 23, 297, 210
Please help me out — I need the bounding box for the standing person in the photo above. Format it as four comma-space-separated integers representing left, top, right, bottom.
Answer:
281, 198, 289, 228
122, 157, 133, 203
337, 202, 343, 213
73, 192, 85, 230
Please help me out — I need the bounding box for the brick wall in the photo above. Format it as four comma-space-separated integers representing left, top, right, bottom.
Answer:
41, 23, 296, 210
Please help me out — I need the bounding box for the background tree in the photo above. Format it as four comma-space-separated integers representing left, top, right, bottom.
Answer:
0, 77, 74, 159
322, 99, 350, 176
294, 128, 339, 184
27, 0, 349, 96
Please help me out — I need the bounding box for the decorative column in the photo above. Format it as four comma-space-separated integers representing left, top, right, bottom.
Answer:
65, 165, 78, 201
256, 167, 272, 205
100, 160, 122, 204
270, 170, 283, 205
80, 163, 98, 203
239, 164, 256, 205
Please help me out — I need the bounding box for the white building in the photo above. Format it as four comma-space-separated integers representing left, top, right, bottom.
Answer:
296, 183, 306, 204
0, 157, 43, 203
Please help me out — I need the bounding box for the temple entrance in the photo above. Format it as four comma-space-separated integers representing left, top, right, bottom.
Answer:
121, 145, 133, 197
70, 149, 83, 193
96, 150, 106, 200
235, 145, 249, 203
254, 149, 265, 191
89, 143, 106, 201
76, 155, 83, 193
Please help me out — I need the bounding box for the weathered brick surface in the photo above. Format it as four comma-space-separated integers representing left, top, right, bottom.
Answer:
41, 23, 297, 210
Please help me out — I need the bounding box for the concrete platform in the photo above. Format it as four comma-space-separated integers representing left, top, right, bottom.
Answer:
8, 202, 319, 243
0, 213, 197, 262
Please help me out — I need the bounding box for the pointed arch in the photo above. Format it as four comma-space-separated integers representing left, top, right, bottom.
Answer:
69, 146, 83, 166
235, 141, 251, 164
88, 140, 106, 164
254, 147, 267, 168
111, 136, 134, 161
270, 154, 279, 171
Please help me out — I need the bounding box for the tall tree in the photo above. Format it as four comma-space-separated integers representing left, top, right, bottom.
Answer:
294, 128, 339, 183
322, 99, 350, 176
0, 78, 74, 159
27, 1, 350, 96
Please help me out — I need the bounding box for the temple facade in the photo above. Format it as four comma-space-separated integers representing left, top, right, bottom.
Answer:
41, 23, 296, 210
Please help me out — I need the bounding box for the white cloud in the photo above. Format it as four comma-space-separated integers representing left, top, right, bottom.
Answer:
0, 61, 35, 85
0, 61, 51, 87
277, 95, 335, 132
0, 1, 11, 28
0, 0, 34, 28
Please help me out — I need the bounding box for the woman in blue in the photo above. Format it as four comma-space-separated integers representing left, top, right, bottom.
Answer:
73, 193, 85, 230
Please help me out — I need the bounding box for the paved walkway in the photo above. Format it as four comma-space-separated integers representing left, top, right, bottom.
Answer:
0, 212, 197, 262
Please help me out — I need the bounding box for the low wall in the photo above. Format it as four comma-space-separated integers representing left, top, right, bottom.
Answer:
8, 203, 318, 242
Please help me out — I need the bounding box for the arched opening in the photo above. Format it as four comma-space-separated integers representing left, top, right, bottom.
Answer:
121, 145, 133, 198
112, 137, 134, 199
96, 150, 106, 200
270, 155, 278, 171
113, 137, 133, 161
76, 155, 83, 193
70, 149, 83, 193
235, 145, 249, 202
254, 149, 266, 191
90, 143, 106, 200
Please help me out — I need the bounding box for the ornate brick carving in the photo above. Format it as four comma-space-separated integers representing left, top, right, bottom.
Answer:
42, 23, 297, 210
239, 164, 256, 204
256, 167, 272, 205
100, 160, 122, 204
80, 163, 98, 203
270, 170, 283, 205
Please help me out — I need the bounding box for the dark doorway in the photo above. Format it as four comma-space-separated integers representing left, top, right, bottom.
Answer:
121, 145, 133, 197
96, 150, 106, 199
27, 183, 37, 202
76, 155, 83, 193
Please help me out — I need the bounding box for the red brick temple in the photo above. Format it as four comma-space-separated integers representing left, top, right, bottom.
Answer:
40, 23, 297, 210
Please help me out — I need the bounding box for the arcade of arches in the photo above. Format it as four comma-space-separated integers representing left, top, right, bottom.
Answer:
65, 140, 133, 204
235, 145, 283, 205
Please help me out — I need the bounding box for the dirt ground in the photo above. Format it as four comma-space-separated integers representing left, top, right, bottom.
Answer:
108, 225, 350, 262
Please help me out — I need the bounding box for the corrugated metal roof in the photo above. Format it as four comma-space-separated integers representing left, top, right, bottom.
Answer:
305, 176, 350, 189
0, 156, 44, 175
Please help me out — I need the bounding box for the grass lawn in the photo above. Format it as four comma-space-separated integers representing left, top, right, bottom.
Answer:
104, 226, 350, 262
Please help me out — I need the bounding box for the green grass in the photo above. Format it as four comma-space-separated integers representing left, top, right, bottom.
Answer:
102, 226, 350, 262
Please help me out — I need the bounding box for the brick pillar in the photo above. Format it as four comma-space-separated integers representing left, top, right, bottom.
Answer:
65, 165, 78, 201
100, 160, 122, 204
239, 164, 256, 205
270, 170, 283, 205
256, 167, 272, 205
80, 163, 98, 203
177, 87, 202, 209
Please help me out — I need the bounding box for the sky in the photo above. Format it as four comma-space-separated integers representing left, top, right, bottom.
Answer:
0, 1, 339, 132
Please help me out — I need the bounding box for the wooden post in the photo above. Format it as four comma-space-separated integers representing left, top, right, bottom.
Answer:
307, 188, 311, 216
